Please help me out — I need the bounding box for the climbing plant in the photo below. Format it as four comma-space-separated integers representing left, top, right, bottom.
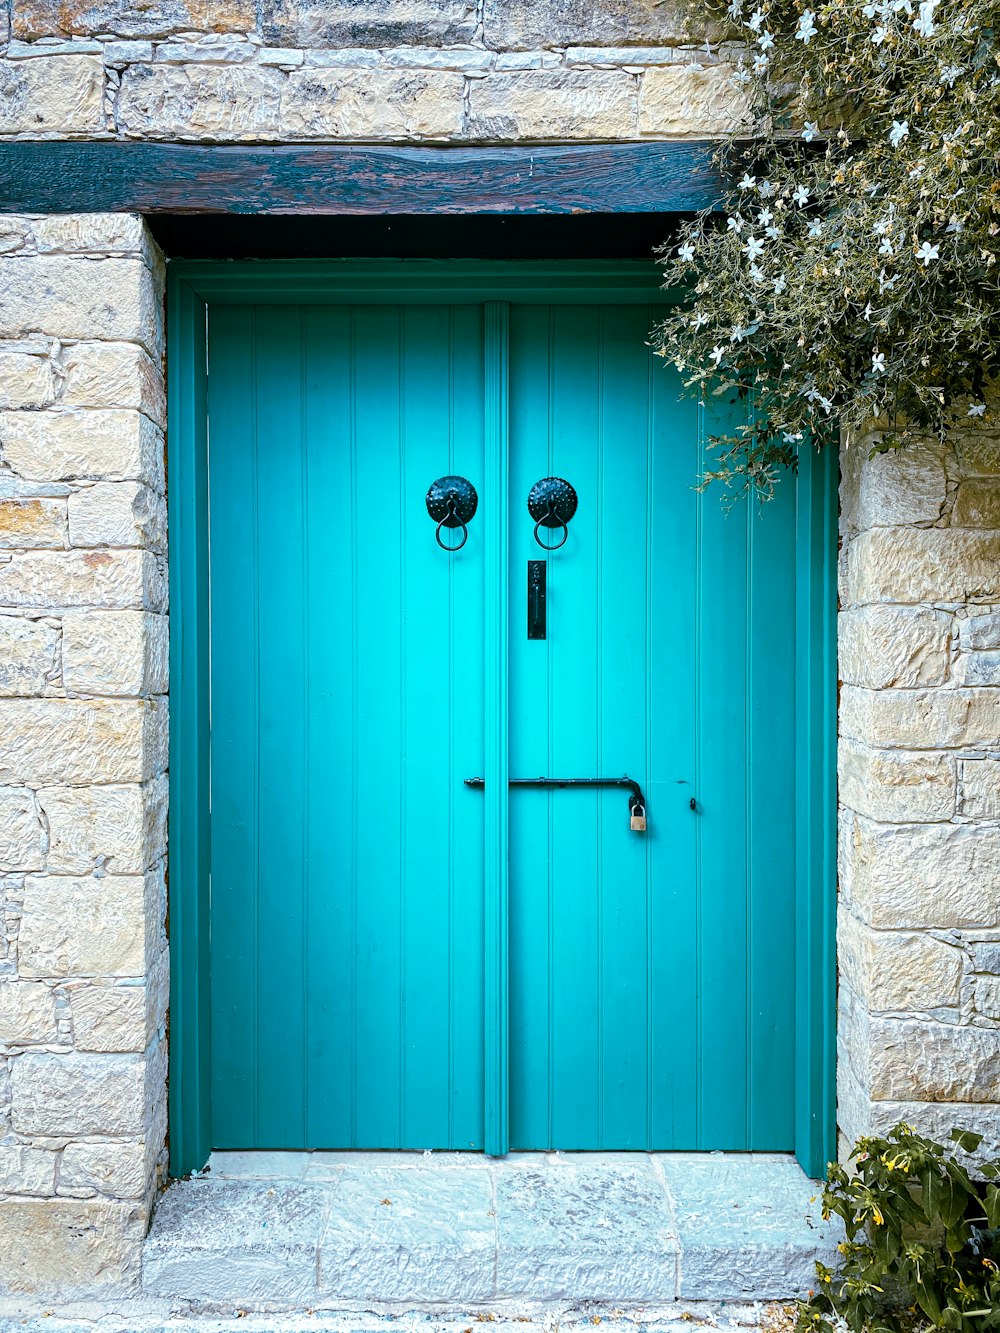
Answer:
797, 1123, 1000, 1333
654, 0, 1000, 498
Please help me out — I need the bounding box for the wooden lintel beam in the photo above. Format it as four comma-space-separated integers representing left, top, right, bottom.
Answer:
0, 141, 723, 215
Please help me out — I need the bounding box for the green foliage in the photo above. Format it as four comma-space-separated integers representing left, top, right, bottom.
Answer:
654, 0, 1000, 498
797, 1123, 1000, 1333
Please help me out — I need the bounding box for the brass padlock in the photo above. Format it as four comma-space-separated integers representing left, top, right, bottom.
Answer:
630, 802, 647, 832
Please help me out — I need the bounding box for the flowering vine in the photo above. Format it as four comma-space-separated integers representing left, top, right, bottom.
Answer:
655, 0, 1000, 498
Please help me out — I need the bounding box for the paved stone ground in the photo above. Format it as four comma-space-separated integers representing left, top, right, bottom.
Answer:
136, 1151, 839, 1309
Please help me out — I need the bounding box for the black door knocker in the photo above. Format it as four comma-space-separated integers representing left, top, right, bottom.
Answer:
528, 477, 578, 551
426, 475, 478, 551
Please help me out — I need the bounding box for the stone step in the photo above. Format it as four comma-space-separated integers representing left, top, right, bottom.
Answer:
141, 1152, 840, 1308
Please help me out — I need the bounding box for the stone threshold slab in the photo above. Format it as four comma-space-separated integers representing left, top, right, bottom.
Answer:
140, 1152, 840, 1308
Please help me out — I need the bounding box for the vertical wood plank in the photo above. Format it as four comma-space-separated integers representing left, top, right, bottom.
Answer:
484, 300, 510, 1157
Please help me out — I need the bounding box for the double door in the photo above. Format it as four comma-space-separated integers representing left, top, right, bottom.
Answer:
206, 281, 813, 1154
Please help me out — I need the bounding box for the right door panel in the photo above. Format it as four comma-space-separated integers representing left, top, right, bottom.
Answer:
507, 302, 798, 1151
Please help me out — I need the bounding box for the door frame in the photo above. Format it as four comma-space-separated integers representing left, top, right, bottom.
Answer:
166, 258, 837, 1178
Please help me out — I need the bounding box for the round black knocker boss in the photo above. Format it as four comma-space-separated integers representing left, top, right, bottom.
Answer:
528, 476, 578, 551
426, 475, 478, 551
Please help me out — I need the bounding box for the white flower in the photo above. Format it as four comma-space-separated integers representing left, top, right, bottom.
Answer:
802, 121, 819, 143
945, 216, 964, 235
727, 0, 745, 15
893, 0, 913, 13
871, 351, 887, 374
913, 0, 938, 37
871, 25, 889, 44
878, 236, 895, 256
915, 241, 940, 265
733, 64, 753, 85
727, 214, 745, 232
889, 119, 910, 147
738, 172, 757, 191
758, 179, 776, 197
940, 63, 963, 86
743, 235, 766, 260
792, 185, 810, 206
693, 310, 709, 329
765, 225, 780, 240
749, 263, 766, 284
677, 242, 696, 263
863, 302, 874, 321
752, 51, 769, 71
878, 269, 898, 294
710, 345, 725, 365
796, 8, 818, 41
968, 402, 987, 417
747, 7, 765, 30
757, 207, 774, 225
773, 274, 787, 294
758, 28, 775, 49
807, 220, 824, 239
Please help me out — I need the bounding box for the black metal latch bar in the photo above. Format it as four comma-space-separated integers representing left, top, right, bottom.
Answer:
464, 775, 646, 825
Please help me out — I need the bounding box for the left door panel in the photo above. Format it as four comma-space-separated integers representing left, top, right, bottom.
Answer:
207, 304, 487, 1150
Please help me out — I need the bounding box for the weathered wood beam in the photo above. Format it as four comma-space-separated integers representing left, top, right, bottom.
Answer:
0, 141, 723, 215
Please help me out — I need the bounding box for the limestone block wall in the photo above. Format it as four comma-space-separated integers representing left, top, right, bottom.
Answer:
0, 0, 747, 142
0, 213, 167, 1295
838, 424, 1000, 1160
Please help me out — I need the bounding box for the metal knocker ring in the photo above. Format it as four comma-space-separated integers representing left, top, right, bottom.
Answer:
528, 477, 578, 551
426, 475, 478, 553
435, 499, 469, 551
533, 507, 569, 551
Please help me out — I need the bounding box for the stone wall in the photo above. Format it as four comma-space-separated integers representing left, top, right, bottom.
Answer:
838, 424, 1000, 1161
0, 213, 167, 1295
0, 0, 746, 142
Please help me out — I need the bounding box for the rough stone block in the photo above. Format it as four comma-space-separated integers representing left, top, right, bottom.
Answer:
468, 70, 637, 140
0, 498, 66, 550
0, 258, 161, 356
961, 758, 1000, 820
841, 440, 947, 530
0, 1145, 56, 1196
0, 615, 60, 697
954, 479, 1000, 528
960, 612, 1000, 650
59, 1141, 147, 1199
839, 686, 1000, 750
837, 911, 961, 1014
972, 942, 1000, 975
953, 649, 1000, 686
0, 980, 58, 1044
10, 1052, 147, 1136
40, 777, 165, 875
260, 0, 477, 46
0, 698, 167, 784
0, 410, 163, 487
0, 55, 105, 135
62, 610, 167, 697
281, 68, 464, 138
144, 1179, 327, 1301
838, 1078, 1000, 1165
482, 0, 721, 48
68, 482, 165, 552
846, 817, 1000, 929
869, 1019, 1000, 1103
974, 975, 1000, 1022
491, 1160, 679, 1301
12, 0, 254, 38
838, 605, 951, 689
0, 346, 55, 409
18, 874, 148, 978
118, 64, 284, 139
0, 785, 45, 870
838, 739, 956, 823
0, 1196, 142, 1294
844, 528, 1000, 605
0, 549, 164, 611
60, 342, 165, 428
638, 64, 748, 135
71, 984, 147, 1052
957, 433, 1000, 477
30, 214, 153, 258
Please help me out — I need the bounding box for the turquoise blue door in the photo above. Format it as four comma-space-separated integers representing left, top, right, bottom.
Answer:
203, 275, 821, 1154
